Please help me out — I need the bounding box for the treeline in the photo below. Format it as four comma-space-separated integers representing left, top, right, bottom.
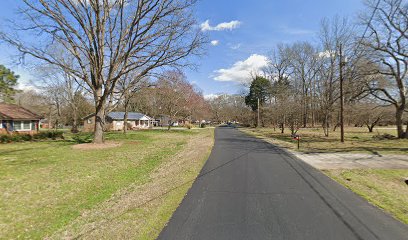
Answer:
209, 0, 407, 138
120, 71, 210, 130
11, 69, 209, 133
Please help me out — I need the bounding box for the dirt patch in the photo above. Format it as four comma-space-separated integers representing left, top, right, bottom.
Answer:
126, 141, 140, 145
72, 142, 122, 150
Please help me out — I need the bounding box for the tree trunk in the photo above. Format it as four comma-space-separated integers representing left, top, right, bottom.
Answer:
323, 113, 329, 137
94, 108, 105, 143
405, 122, 408, 138
280, 114, 285, 133
123, 101, 129, 134
71, 108, 79, 133
70, 104, 79, 133
48, 106, 52, 130
93, 89, 106, 144
333, 124, 338, 132
167, 116, 172, 130
303, 105, 307, 128
395, 106, 407, 138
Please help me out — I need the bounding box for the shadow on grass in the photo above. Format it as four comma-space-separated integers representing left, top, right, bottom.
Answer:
247, 129, 408, 154
69, 133, 94, 144
0, 148, 38, 155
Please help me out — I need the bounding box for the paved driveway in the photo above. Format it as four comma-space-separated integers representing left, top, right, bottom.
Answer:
291, 152, 408, 169
158, 127, 408, 240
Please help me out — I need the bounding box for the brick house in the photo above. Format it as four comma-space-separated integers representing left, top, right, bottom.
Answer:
83, 112, 155, 132
0, 103, 42, 135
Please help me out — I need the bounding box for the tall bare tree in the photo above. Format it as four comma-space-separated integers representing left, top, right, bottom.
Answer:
360, 0, 408, 138
0, 0, 205, 143
266, 44, 292, 132
156, 71, 194, 130
317, 16, 354, 136
289, 41, 320, 128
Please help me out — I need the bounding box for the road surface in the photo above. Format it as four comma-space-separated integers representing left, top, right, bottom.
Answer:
158, 126, 408, 240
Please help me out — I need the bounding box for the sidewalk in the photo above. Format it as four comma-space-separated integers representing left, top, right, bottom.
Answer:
291, 151, 408, 170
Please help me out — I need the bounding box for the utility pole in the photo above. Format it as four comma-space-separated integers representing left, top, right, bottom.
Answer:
257, 98, 260, 128
339, 44, 345, 143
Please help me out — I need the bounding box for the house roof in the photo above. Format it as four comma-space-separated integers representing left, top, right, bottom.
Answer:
0, 103, 42, 120
107, 112, 151, 121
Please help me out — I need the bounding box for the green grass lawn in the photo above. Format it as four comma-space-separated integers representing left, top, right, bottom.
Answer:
324, 169, 408, 224
0, 129, 214, 239
241, 126, 408, 155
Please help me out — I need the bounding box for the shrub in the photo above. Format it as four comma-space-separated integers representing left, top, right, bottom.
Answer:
185, 123, 193, 129
0, 134, 32, 143
20, 134, 33, 141
11, 134, 24, 142
72, 133, 93, 144
0, 135, 12, 143
200, 122, 206, 128
34, 131, 64, 140
0, 131, 65, 144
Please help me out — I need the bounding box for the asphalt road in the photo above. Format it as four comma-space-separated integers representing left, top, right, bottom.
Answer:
158, 126, 408, 240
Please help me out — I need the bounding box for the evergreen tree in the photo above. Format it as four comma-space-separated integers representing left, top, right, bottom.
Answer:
245, 76, 272, 111
0, 65, 19, 103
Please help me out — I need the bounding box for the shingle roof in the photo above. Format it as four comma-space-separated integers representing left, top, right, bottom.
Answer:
0, 103, 42, 120
107, 112, 150, 120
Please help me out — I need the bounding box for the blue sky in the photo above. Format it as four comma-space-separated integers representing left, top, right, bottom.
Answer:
190, 0, 365, 97
0, 0, 365, 96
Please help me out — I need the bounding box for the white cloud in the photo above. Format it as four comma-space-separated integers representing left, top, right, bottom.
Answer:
204, 94, 219, 100
318, 50, 335, 58
213, 54, 268, 83
200, 20, 242, 32
17, 82, 38, 92
229, 43, 241, 50
210, 40, 219, 46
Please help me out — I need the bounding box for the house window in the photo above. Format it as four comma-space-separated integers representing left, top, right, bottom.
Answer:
0, 120, 2, 129
87, 119, 92, 124
14, 121, 32, 131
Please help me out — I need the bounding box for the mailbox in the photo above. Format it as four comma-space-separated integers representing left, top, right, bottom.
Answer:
291, 134, 300, 149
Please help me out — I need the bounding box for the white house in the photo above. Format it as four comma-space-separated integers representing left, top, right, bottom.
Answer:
83, 112, 155, 132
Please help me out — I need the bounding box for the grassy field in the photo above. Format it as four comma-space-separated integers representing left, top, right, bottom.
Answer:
241, 126, 408, 155
0, 129, 214, 239
324, 169, 408, 224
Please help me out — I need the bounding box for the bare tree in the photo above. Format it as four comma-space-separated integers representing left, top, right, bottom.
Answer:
360, 0, 408, 138
42, 71, 88, 132
155, 71, 194, 130
15, 90, 48, 117
317, 16, 354, 136
354, 102, 389, 132
115, 73, 149, 133
289, 41, 320, 128
208, 94, 252, 125
0, 0, 205, 143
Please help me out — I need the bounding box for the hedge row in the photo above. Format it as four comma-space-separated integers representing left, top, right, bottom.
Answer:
0, 131, 64, 143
